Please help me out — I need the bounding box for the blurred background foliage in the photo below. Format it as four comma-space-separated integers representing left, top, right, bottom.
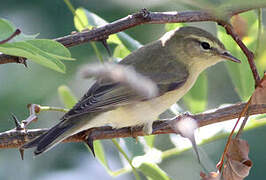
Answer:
0, 0, 266, 180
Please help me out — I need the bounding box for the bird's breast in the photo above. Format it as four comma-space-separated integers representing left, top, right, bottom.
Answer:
90, 70, 199, 129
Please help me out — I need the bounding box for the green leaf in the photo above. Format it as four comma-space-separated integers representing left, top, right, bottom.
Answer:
0, 18, 73, 72
83, 8, 107, 28
113, 44, 130, 59
0, 18, 15, 41
57, 85, 77, 109
182, 72, 208, 113
116, 32, 142, 52
0, 18, 38, 42
108, 34, 123, 45
257, 42, 266, 75
138, 163, 171, 180
84, 129, 114, 175
165, 23, 187, 32
74, 8, 90, 31
26, 39, 75, 60
217, 11, 257, 100
12, 32, 39, 42
94, 140, 108, 166
144, 135, 156, 148
0, 41, 66, 73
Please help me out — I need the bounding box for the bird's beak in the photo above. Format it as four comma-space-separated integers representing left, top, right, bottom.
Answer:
220, 51, 241, 63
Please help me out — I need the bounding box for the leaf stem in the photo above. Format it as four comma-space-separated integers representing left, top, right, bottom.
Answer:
39, 105, 69, 113
111, 139, 140, 180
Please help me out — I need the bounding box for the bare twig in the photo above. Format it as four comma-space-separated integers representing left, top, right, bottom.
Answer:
0, 29, 21, 44
217, 99, 251, 172
220, 23, 261, 86
0, 54, 27, 67
0, 103, 265, 149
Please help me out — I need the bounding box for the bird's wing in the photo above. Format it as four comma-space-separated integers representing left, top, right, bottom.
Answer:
62, 41, 189, 120
62, 66, 188, 120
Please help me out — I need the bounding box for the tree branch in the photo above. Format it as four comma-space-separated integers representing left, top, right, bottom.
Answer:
0, 54, 27, 67
1, 5, 264, 83
0, 103, 265, 149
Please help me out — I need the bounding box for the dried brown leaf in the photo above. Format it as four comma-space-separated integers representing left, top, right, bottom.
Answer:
251, 73, 266, 104
231, 15, 248, 39
223, 138, 252, 180
200, 171, 220, 180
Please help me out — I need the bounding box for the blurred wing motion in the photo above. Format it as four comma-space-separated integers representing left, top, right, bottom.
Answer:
22, 40, 189, 155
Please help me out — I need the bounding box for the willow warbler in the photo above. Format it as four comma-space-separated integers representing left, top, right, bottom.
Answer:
22, 26, 240, 155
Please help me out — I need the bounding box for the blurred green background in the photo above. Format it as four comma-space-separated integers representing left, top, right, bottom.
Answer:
0, 0, 265, 179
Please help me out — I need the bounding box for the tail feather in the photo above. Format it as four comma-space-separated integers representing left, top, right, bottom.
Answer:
22, 132, 46, 149
22, 113, 97, 156
22, 121, 73, 156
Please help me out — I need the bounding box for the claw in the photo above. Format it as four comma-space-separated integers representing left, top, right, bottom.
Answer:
85, 136, 95, 157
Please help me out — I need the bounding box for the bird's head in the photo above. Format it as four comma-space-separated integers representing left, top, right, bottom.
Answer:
160, 26, 241, 69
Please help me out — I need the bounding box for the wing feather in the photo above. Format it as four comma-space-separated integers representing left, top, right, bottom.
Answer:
62, 40, 189, 120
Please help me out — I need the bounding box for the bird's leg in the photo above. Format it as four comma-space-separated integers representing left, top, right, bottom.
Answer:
142, 121, 153, 135
21, 104, 39, 128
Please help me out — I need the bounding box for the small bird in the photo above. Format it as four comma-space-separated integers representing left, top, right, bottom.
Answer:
22, 26, 240, 155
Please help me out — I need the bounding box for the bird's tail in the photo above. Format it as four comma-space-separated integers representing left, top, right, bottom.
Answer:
22, 117, 87, 156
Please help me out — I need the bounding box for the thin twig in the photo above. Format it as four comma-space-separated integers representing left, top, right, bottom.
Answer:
0, 29, 21, 44
217, 99, 251, 172
220, 22, 261, 86
0, 103, 265, 149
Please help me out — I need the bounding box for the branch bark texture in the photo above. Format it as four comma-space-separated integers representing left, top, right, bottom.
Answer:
0, 103, 265, 149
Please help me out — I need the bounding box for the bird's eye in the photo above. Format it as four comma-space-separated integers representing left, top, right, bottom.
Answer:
200, 42, 211, 50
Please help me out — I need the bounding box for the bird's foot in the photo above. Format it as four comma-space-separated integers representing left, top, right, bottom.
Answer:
142, 122, 153, 135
